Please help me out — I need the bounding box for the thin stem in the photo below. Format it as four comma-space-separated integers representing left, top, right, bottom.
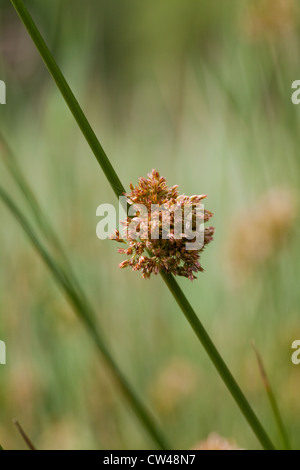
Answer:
0, 185, 170, 451
0, 135, 169, 449
10, 0, 124, 200
0, 130, 86, 299
10, 0, 276, 450
252, 343, 291, 450
161, 272, 275, 450
13, 419, 36, 450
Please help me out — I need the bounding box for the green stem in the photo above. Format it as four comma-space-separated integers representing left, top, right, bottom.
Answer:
0, 130, 86, 299
252, 343, 291, 450
10, 0, 276, 450
161, 272, 275, 450
0, 184, 170, 451
10, 0, 124, 200
266, 387, 290, 450
0, 134, 170, 450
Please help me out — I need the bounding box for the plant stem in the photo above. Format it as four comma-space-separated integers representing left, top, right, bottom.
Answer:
0, 184, 170, 450
10, 0, 124, 200
10, 0, 276, 450
0, 130, 86, 299
0, 134, 170, 449
252, 343, 291, 450
13, 419, 36, 450
161, 272, 275, 450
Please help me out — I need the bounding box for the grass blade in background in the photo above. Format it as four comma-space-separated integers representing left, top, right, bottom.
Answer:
0, 132, 171, 450
13, 419, 36, 450
161, 272, 276, 450
0, 183, 170, 450
0, 130, 86, 300
9, 0, 276, 450
10, 0, 124, 200
252, 343, 291, 450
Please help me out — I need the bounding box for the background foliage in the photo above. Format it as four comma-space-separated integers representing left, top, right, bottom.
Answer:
0, 0, 300, 450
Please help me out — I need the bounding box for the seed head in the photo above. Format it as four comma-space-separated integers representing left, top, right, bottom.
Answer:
111, 170, 214, 280
226, 187, 298, 282
191, 433, 241, 451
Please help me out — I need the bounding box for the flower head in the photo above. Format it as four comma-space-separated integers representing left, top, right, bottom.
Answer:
226, 187, 298, 283
241, 0, 296, 42
111, 169, 214, 280
191, 433, 241, 451
149, 358, 198, 415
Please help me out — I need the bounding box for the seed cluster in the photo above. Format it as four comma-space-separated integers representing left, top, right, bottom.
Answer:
110, 170, 214, 280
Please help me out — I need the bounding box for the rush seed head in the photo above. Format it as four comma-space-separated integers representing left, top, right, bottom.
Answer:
191, 433, 241, 450
110, 169, 215, 281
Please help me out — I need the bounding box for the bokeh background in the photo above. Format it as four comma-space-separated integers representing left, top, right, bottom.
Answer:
1, 0, 300, 450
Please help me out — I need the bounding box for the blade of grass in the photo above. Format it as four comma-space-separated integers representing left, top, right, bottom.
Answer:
0, 130, 86, 299
10, 0, 276, 450
10, 0, 124, 200
0, 133, 170, 449
0, 131, 65, 254
13, 419, 36, 450
0, 133, 171, 449
252, 342, 291, 450
0, 184, 170, 450
161, 272, 275, 450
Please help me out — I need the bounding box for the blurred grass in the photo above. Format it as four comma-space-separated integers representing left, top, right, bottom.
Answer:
1, 0, 300, 450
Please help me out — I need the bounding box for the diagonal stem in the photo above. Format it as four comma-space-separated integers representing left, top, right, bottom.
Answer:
10, 0, 276, 450
161, 272, 275, 450
252, 343, 291, 450
0, 131, 170, 450
0, 130, 87, 300
13, 419, 36, 450
10, 1, 124, 200
0, 184, 170, 450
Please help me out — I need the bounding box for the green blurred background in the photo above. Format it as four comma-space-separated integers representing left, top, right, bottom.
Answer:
1, 0, 300, 450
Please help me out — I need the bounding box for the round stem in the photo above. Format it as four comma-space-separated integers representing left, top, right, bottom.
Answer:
10, 0, 276, 450
161, 272, 275, 450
